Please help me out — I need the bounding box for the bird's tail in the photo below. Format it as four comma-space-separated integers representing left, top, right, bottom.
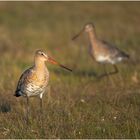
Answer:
124, 53, 130, 59
14, 90, 22, 97
120, 51, 130, 60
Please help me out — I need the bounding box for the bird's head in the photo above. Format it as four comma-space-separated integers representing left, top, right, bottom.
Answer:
84, 23, 95, 32
72, 22, 95, 40
35, 50, 72, 72
35, 50, 49, 62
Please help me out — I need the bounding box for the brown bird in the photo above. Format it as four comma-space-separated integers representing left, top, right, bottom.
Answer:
14, 50, 72, 122
72, 23, 129, 78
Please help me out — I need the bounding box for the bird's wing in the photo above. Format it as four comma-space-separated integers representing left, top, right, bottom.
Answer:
101, 40, 117, 49
100, 40, 120, 54
15, 67, 34, 92
101, 40, 129, 59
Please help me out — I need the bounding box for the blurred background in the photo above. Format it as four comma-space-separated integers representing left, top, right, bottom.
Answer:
0, 1, 139, 139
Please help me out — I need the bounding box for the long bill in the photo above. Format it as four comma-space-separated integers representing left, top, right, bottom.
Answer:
48, 56, 72, 72
72, 28, 84, 40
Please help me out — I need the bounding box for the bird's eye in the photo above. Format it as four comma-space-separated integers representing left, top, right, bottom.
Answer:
41, 53, 44, 55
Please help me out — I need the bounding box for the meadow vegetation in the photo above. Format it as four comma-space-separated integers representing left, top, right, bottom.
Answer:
0, 2, 140, 138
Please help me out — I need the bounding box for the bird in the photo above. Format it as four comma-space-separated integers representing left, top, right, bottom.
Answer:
14, 50, 72, 123
72, 23, 129, 78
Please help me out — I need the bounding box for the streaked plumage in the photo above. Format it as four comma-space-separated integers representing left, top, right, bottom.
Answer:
15, 66, 49, 98
15, 50, 49, 98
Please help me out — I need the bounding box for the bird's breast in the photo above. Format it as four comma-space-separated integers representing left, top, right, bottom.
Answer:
23, 69, 49, 96
26, 69, 49, 86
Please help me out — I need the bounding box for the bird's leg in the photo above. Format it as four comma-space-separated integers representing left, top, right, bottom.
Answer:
38, 94, 43, 125
26, 96, 30, 124
112, 64, 118, 74
105, 64, 118, 76
102, 64, 114, 86
97, 64, 108, 79
114, 65, 125, 88
39, 93, 45, 126
39, 94, 43, 115
47, 85, 51, 103
103, 65, 119, 87
39, 94, 45, 135
103, 64, 108, 75
98, 64, 119, 79
103, 65, 110, 86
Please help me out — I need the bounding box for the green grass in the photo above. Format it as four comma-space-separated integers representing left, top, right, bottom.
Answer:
0, 1, 140, 139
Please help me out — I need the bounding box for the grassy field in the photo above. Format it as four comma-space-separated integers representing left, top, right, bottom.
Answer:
0, 1, 140, 139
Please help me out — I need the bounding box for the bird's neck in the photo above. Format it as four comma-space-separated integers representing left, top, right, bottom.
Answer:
34, 59, 46, 72
87, 30, 98, 49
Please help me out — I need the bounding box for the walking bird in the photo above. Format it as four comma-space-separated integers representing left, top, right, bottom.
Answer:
14, 50, 72, 122
72, 23, 129, 77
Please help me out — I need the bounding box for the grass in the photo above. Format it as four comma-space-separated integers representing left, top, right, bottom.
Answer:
0, 1, 140, 139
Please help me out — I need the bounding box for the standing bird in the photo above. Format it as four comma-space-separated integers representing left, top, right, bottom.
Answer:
72, 23, 129, 78
14, 50, 72, 122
